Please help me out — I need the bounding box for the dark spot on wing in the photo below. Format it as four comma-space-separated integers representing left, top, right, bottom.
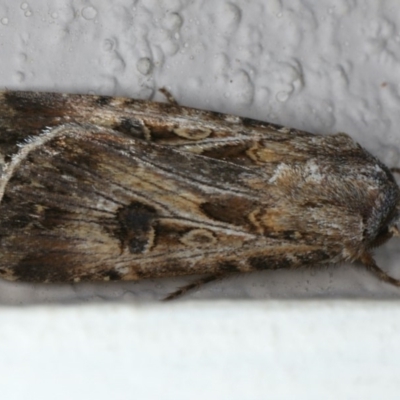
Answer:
115, 201, 157, 254
218, 262, 239, 273
200, 197, 255, 228
240, 117, 268, 128
113, 117, 147, 138
295, 250, 331, 265
3, 91, 70, 114
13, 255, 72, 282
0, 196, 38, 231
147, 125, 180, 141
201, 142, 253, 164
103, 270, 122, 281
249, 256, 292, 270
41, 207, 69, 229
95, 95, 112, 106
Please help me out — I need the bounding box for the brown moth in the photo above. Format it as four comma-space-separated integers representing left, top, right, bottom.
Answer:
0, 90, 399, 299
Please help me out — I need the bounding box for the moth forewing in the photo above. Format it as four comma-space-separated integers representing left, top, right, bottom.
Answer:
0, 90, 399, 298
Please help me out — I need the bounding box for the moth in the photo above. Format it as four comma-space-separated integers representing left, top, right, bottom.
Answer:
0, 90, 399, 300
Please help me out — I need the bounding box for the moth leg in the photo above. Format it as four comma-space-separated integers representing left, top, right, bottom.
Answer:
159, 87, 178, 105
391, 167, 400, 175
163, 274, 226, 301
360, 253, 400, 287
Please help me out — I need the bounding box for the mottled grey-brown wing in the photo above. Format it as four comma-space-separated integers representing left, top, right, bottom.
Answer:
0, 124, 347, 283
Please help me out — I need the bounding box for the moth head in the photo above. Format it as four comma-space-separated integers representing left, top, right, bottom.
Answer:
369, 220, 398, 249
368, 192, 400, 249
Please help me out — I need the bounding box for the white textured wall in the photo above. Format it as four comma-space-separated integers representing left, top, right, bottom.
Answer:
2, 302, 400, 400
1, 1, 400, 398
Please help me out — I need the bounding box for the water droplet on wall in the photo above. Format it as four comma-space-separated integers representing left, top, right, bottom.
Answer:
136, 57, 153, 75
82, 6, 97, 20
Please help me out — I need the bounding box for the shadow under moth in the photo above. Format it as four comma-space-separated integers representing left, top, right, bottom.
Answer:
0, 90, 400, 300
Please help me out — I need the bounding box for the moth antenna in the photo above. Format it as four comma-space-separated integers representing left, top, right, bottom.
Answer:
360, 252, 400, 287
163, 274, 226, 301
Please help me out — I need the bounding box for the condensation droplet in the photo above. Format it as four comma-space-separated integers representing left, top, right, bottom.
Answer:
16, 71, 25, 82
276, 91, 290, 102
163, 12, 183, 31
20, 3, 28, 10
1, 17, 9, 25
103, 38, 115, 52
24, 10, 32, 17
136, 57, 153, 75
18, 53, 27, 63
51, 12, 58, 19
82, 6, 97, 20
